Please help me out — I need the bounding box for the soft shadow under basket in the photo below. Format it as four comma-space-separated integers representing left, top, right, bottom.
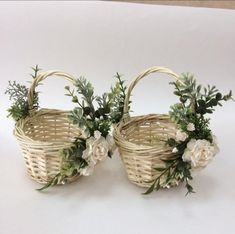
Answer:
114, 67, 182, 188
14, 71, 81, 184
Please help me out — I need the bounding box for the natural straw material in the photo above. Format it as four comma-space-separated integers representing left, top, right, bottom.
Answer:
114, 67, 182, 188
14, 71, 81, 184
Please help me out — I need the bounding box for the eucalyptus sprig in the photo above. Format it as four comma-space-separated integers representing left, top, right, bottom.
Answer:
5, 65, 41, 121
145, 73, 233, 195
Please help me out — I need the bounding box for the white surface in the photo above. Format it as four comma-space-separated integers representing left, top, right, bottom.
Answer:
0, 1, 235, 234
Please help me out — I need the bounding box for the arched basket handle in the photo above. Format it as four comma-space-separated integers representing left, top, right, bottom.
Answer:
27, 71, 76, 111
123, 66, 183, 121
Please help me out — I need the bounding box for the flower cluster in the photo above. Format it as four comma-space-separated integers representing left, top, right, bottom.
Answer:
175, 128, 219, 169
182, 138, 219, 168
145, 74, 232, 195
80, 130, 116, 176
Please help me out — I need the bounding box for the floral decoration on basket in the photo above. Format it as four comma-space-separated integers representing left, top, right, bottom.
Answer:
114, 67, 233, 195
6, 66, 127, 190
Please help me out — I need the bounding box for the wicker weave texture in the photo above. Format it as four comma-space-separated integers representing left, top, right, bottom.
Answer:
114, 67, 181, 187
14, 71, 81, 184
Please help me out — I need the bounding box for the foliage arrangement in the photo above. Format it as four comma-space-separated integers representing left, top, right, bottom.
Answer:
144, 74, 233, 195
5, 65, 40, 121
38, 73, 128, 190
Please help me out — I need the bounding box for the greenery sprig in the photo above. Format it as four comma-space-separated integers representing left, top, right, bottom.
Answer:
66, 73, 127, 137
39, 73, 128, 190
145, 73, 233, 195
5, 65, 40, 121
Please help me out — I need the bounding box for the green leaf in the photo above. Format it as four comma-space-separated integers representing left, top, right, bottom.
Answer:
216, 92, 222, 100
174, 91, 181, 96
83, 106, 91, 115
143, 181, 156, 195
206, 109, 213, 114
185, 183, 195, 196
154, 167, 166, 172
198, 99, 206, 107
180, 96, 187, 103
72, 96, 78, 103
207, 98, 217, 107
167, 138, 176, 147
36, 173, 61, 191
197, 85, 202, 93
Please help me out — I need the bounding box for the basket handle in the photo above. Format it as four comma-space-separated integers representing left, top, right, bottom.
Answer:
123, 66, 183, 121
28, 70, 76, 110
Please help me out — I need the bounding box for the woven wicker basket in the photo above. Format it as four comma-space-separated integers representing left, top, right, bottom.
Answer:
114, 67, 182, 188
14, 71, 81, 184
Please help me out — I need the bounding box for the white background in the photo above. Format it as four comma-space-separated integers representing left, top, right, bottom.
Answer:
0, 1, 235, 234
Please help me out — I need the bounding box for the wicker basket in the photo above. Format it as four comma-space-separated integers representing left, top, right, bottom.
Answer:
114, 67, 182, 188
14, 71, 82, 184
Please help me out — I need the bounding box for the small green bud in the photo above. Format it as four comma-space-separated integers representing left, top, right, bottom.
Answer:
72, 96, 78, 103
83, 107, 91, 115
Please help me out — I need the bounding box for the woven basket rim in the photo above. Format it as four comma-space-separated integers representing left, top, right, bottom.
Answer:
114, 113, 175, 152
14, 108, 78, 146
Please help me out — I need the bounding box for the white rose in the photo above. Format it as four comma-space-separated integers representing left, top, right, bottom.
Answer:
182, 138, 219, 168
80, 162, 95, 176
82, 131, 115, 165
187, 123, 195, 131
86, 136, 109, 163
176, 130, 188, 142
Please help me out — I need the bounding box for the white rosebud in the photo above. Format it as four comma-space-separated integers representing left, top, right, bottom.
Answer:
94, 130, 102, 139
172, 147, 178, 153
182, 138, 219, 168
187, 123, 195, 131
176, 130, 188, 142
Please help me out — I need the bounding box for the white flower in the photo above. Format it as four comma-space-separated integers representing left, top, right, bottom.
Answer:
91, 137, 109, 163
94, 130, 102, 139
176, 130, 188, 142
187, 123, 195, 131
80, 131, 117, 177
85, 135, 109, 164
182, 138, 219, 168
172, 147, 178, 153
80, 162, 95, 176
